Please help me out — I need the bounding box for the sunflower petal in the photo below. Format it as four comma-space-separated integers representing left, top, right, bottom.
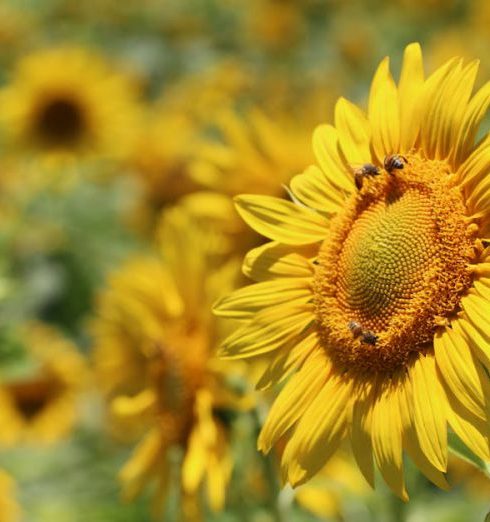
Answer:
434, 326, 490, 421
368, 57, 400, 163
312, 124, 355, 192
213, 278, 311, 319
446, 405, 490, 461
335, 97, 372, 164
371, 380, 408, 501
409, 353, 447, 471
451, 80, 490, 166
401, 375, 450, 490
219, 304, 313, 359
235, 195, 328, 245
461, 292, 490, 341
419, 57, 461, 159
398, 43, 425, 152
456, 134, 490, 189
242, 242, 314, 282
258, 350, 329, 453
290, 165, 344, 215
281, 374, 352, 487
255, 331, 320, 390
350, 379, 376, 488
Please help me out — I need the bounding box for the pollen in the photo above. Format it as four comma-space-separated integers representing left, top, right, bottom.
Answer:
314, 154, 477, 373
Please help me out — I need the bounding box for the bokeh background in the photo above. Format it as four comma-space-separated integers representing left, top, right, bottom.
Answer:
0, 0, 489, 521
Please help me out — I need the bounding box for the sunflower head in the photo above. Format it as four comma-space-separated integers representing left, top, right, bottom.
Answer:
0, 322, 88, 445
216, 43, 490, 500
0, 46, 141, 158
93, 203, 250, 515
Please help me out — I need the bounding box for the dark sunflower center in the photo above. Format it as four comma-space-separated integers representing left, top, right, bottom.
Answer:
35, 97, 85, 146
313, 154, 476, 374
7, 375, 60, 420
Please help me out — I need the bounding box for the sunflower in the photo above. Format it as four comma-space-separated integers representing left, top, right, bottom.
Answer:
0, 46, 140, 159
92, 205, 250, 516
215, 43, 490, 499
0, 322, 88, 445
0, 470, 21, 522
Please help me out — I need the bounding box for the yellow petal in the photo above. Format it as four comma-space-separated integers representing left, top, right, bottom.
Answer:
455, 314, 490, 371
235, 195, 328, 245
182, 428, 207, 493
398, 43, 424, 152
434, 326, 490, 422
371, 380, 408, 501
219, 304, 314, 359
456, 134, 490, 189
213, 278, 311, 320
419, 57, 461, 159
258, 350, 330, 453
465, 172, 490, 215
368, 57, 400, 163
409, 353, 447, 471
281, 374, 352, 487
334, 97, 371, 164
290, 165, 344, 215
255, 331, 321, 390
461, 292, 490, 342
350, 379, 376, 488
243, 241, 314, 282
312, 124, 355, 192
403, 427, 450, 490
401, 376, 450, 490
446, 404, 490, 461
451, 80, 490, 166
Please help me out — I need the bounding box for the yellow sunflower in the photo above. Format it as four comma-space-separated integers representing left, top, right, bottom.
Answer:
215, 43, 490, 499
0, 322, 88, 445
92, 205, 250, 516
0, 470, 21, 522
0, 46, 141, 159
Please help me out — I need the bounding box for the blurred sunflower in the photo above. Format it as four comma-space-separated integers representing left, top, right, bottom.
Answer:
0, 46, 141, 159
0, 470, 21, 522
0, 322, 88, 445
191, 108, 314, 197
92, 205, 251, 517
215, 43, 490, 499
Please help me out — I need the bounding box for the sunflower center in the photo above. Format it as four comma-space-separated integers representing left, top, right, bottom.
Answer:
146, 329, 208, 444
314, 154, 477, 374
35, 97, 85, 146
7, 374, 60, 420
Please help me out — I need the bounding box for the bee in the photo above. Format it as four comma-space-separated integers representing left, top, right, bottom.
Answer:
353, 163, 380, 190
384, 154, 408, 174
348, 321, 378, 345
361, 330, 378, 345
348, 320, 363, 338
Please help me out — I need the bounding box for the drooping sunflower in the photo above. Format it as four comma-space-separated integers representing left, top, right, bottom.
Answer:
0, 46, 141, 159
215, 43, 490, 499
0, 322, 88, 445
92, 204, 250, 516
